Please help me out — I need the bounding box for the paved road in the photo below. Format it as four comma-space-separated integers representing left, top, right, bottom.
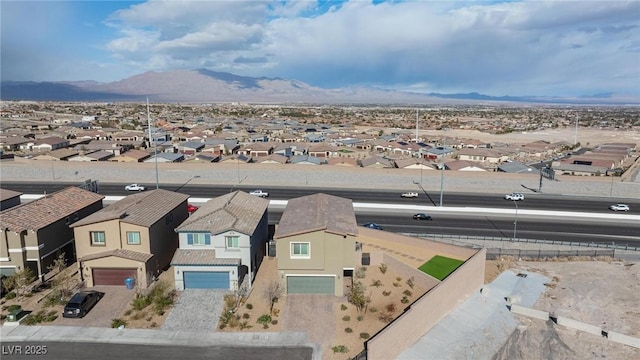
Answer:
0, 342, 313, 360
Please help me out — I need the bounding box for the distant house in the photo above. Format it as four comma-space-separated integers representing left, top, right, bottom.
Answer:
68, 150, 114, 162
457, 148, 508, 164
1, 187, 104, 280
32, 148, 79, 161
0, 188, 22, 210
290, 154, 323, 165
327, 157, 358, 167
255, 154, 288, 164
444, 160, 487, 172
308, 143, 337, 158
274, 193, 359, 296
172, 191, 269, 290
31, 137, 70, 151
497, 161, 540, 174
394, 158, 435, 170
237, 143, 274, 157
144, 153, 185, 163
360, 156, 394, 168
71, 189, 189, 288
110, 149, 151, 163
176, 141, 205, 156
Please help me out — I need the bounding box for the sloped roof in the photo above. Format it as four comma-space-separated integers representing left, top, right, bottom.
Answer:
79, 248, 153, 263
0, 188, 22, 201
71, 189, 188, 228
175, 191, 268, 235
274, 193, 358, 239
1, 187, 104, 232
171, 249, 240, 266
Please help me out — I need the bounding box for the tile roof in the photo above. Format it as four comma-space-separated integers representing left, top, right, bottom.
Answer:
0, 187, 104, 232
79, 248, 153, 263
71, 189, 189, 228
176, 191, 268, 235
274, 193, 358, 239
0, 188, 22, 201
171, 249, 241, 266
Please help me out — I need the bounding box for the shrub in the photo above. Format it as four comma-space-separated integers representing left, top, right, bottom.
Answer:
42, 291, 66, 308
360, 332, 370, 340
386, 303, 396, 313
382, 290, 391, 296
242, 313, 250, 319
345, 327, 353, 333
246, 303, 253, 310
342, 315, 351, 321
4, 292, 16, 300
395, 276, 402, 282
403, 289, 413, 297
357, 315, 364, 321
378, 263, 388, 274
271, 319, 278, 325
145, 315, 153, 321
378, 313, 394, 323
332, 345, 349, 354
340, 304, 348, 311
22, 310, 57, 325
124, 309, 132, 316
150, 322, 157, 328
370, 279, 382, 288
131, 293, 151, 310
131, 311, 147, 321
219, 310, 234, 326
239, 321, 252, 330
356, 267, 367, 279
112, 318, 127, 328
401, 296, 410, 304
406, 277, 415, 288
6, 304, 21, 312
153, 295, 174, 315
369, 307, 377, 313
257, 314, 272, 325
393, 282, 401, 287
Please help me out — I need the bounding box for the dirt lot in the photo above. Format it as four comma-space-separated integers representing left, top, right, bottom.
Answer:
487, 259, 640, 360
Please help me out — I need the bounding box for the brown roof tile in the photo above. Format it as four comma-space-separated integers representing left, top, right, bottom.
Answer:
72, 189, 189, 228
0, 188, 22, 202
0, 187, 104, 232
176, 191, 268, 235
80, 248, 153, 263
274, 193, 358, 239
171, 249, 241, 266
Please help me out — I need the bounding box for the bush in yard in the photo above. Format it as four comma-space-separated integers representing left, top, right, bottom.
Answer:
245, 303, 253, 310
369, 307, 377, 313
42, 290, 67, 308
271, 319, 278, 325
342, 315, 351, 321
378, 313, 393, 323
6, 304, 21, 312
360, 332, 370, 340
124, 309, 132, 316
23, 310, 57, 325
242, 313, 250, 319
153, 295, 174, 315
4, 292, 16, 300
395, 276, 402, 282
347, 281, 370, 313
406, 277, 415, 288
370, 279, 382, 288
111, 318, 127, 328
401, 296, 410, 304
393, 282, 401, 287
403, 289, 413, 297
239, 321, 252, 330
257, 314, 272, 326
340, 304, 347, 311
131, 293, 152, 310
131, 310, 147, 321
357, 315, 364, 321
386, 303, 396, 313
382, 290, 391, 296
378, 263, 387, 274
332, 345, 349, 354
263, 281, 284, 316
356, 267, 367, 279
345, 327, 353, 333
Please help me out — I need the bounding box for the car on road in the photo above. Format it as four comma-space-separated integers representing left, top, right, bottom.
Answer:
63, 290, 103, 318
609, 204, 630, 212
401, 192, 419, 198
124, 184, 145, 191
504, 192, 525, 201
187, 204, 199, 213
412, 213, 433, 220
363, 223, 383, 230
249, 189, 269, 198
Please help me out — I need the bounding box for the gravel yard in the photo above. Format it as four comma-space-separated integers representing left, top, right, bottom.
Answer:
161, 290, 226, 332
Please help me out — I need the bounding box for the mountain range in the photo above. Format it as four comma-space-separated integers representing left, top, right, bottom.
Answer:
1, 69, 637, 105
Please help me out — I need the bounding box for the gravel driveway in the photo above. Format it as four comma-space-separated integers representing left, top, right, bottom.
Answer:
162, 290, 226, 331
51, 286, 135, 327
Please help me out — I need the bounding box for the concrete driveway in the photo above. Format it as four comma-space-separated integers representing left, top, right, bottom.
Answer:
52, 286, 136, 327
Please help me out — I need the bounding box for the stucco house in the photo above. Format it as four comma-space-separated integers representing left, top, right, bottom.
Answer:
274, 193, 359, 296
71, 189, 189, 288
0, 187, 104, 280
171, 191, 269, 291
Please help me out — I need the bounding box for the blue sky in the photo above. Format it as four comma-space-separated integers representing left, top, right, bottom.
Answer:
1, 0, 639, 98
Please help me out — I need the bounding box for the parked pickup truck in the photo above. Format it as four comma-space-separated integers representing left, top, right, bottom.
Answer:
401, 192, 419, 198
125, 184, 146, 191
504, 192, 525, 201
249, 189, 269, 198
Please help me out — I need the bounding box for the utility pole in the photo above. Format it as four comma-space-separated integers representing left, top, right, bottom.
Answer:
574, 114, 579, 146
147, 97, 159, 189
513, 199, 519, 241
439, 128, 447, 207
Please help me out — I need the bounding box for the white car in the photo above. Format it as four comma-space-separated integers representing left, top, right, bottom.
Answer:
249, 190, 269, 198
504, 193, 525, 201
609, 204, 630, 212
125, 184, 145, 191
401, 192, 419, 198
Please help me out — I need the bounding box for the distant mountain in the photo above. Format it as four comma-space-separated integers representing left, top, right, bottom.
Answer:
1, 70, 637, 105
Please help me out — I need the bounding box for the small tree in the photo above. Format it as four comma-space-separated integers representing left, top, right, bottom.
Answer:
347, 281, 370, 313
264, 280, 284, 315
47, 253, 73, 299
13, 267, 36, 297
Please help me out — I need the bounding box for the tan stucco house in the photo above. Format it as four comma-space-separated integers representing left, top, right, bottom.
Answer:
172, 191, 269, 291
0, 187, 104, 280
274, 193, 359, 296
71, 189, 189, 288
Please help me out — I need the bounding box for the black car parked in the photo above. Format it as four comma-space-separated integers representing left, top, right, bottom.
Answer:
413, 213, 433, 220
63, 290, 103, 318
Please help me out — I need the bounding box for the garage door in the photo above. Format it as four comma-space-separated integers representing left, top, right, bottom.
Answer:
92, 268, 137, 286
287, 276, 335, 295
183, 271, 230, 289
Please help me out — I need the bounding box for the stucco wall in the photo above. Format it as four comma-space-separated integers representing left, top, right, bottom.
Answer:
365, 248, 486, 360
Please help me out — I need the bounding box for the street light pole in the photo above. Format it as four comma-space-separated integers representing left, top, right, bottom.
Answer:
513, 199, 519, 241
439, 128, 447, 207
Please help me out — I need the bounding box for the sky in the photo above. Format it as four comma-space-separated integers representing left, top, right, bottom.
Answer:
1, 0, 639, 97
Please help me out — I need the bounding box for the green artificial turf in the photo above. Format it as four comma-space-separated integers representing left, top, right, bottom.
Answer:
418, 255, 464, 280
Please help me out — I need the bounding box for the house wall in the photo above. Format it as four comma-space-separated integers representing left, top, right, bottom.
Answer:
74, 219, 123, 258
276, 230, 356, 296
365, 248, 486, 360
0, 196, 21, 211
81, 256, 149, 288
250, 212, 269, 281
173, 265, 239, 291
148, 203, 188, 273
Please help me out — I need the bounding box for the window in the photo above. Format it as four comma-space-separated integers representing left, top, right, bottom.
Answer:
65, 216, 70, 225
187, 233, 211, 246
291, 242, 310, 258
74, 212, 79, 221
90, 231, 106, 246
126, 232, 141, 245
226, 236, 240, 249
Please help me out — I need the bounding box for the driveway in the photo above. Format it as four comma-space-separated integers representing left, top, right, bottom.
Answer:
283, 295, 338, 346
162, 290, 226, 332
52, 286, 136, 327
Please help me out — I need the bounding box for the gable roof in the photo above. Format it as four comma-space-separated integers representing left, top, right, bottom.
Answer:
1, 187, 104, 232
79, 248, 153, 263
71, 189, 188, 228
175, 191, 268, 235
171, 249, 241, 266
0, 188, 22, 201
274, 193, 358, 239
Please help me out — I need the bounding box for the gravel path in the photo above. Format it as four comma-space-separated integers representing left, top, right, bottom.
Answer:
161, 290, 226, 332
